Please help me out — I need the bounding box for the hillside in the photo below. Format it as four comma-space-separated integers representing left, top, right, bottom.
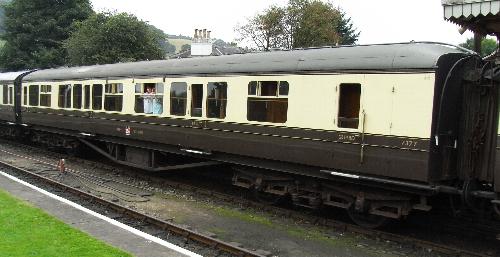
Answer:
167, 38, 192, 53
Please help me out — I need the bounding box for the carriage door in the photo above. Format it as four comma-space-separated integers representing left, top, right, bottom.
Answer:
191, 84, 203, 117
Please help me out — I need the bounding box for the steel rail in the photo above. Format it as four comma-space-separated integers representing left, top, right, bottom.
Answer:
0, 140, 497, 257
0, 159, 267, 257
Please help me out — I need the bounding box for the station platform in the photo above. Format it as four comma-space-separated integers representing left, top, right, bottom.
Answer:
0, 170, 201, 257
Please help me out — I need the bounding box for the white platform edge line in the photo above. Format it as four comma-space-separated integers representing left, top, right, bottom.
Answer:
0, 170, 203, 257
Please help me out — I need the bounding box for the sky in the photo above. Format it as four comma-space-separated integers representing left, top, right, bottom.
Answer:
90, 0, 474, 46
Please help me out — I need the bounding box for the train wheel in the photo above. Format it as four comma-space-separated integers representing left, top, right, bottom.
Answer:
347, 208, 389, 229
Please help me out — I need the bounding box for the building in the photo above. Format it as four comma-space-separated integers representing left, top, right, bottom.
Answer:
171, 29, 247, 59
442, 0, 500, 51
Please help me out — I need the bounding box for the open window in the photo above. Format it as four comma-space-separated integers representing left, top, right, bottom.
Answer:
135, 83, 163, 115
29, 85, 39, 106
338, 83, 361, 129
104, 83, 123, 112
73, 84, 82, 109
247, 81, 289, 123
92, 84, 103, 110
40, 85, 52, 107
170, 82, 187, 116
207, 82, 227, 119
58, 84, 72, 108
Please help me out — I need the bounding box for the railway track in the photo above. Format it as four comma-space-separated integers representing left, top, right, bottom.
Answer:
0, 140, 499, 257
0, 152, 269, 257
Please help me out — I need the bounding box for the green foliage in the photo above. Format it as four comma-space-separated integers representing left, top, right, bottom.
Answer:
149, 25, 176, 55
64, 12, 166, 66
0, 0, 93, 70
181, 44, 191, 52
459, 37, 498, 57
236, 0, 359, 50
0, 190, 132, 257
163, 40, 177, 54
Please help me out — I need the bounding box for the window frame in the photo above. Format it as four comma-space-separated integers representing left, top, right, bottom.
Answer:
92, 84, 104, 111
247, 80, 289, 124
170, 82, 188, 117
72, 84, 83, 110
40, 85, 52, 108
7, 85, 13, 105
28, 84, 40, 107
134, 82, 164, 115
206, 82, 228, 119
22, 85, 28, 106
103, 83, 124, 113
1, 84, 12, 105
337, 83, 362, 130
58, 84, 73, 109
191, 84, 204, 118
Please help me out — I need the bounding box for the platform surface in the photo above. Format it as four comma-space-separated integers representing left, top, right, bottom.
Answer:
0, 171, 201, 257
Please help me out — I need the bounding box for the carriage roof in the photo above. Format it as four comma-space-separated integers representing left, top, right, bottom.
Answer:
23, 42, 471, 82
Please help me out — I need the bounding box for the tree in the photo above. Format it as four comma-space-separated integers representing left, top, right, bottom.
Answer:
180, 44, 191, 53
459, 37, 498, 57
0, 0, 92, 70
236, 0, 359, 51
236, 6, 288, 50
149, 25, 176, 55
64, 12, 166, 66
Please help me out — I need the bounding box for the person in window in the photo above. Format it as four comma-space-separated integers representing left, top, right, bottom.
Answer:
152, 87, 163, 115
143, 86, 154, 114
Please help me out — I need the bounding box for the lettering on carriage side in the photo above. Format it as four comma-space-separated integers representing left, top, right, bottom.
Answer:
338, 133, 359, 142
191, 120, 208, 128
401, 139, 418, 148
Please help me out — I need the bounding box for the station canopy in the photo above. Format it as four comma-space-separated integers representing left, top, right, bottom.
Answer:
442, 0, 500, 36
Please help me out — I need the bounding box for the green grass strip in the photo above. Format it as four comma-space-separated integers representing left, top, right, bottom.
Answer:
0, 189, 132, 257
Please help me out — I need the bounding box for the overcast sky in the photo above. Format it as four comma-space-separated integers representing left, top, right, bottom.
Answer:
90, 0, 474, 46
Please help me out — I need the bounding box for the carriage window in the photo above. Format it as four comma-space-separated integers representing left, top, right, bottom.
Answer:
8, 86, 13, 105
23, 86, 27, 106
170, 82, 187, 116
29, 85, 39, 106
247, 81, 288, 123
73, 84, 82, 109
104, 83, 123, 112
191, 84, 203, 117
92, 84, 103, 110
84, 85, 90, 109
40, 85, 51, 107
279, 81, 289, 96
338, 83, 361, 129
207, 82, 227, 119
58, 85, 72, 108
2, 85, 8, 104
134, 83, 163, 115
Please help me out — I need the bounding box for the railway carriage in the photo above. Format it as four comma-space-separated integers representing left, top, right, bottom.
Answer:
1, 42, 499, 227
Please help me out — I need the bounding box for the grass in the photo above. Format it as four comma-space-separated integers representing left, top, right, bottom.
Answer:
211, 206, 275, 227
206, 204, 374, 250
0, 189, 132, 257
